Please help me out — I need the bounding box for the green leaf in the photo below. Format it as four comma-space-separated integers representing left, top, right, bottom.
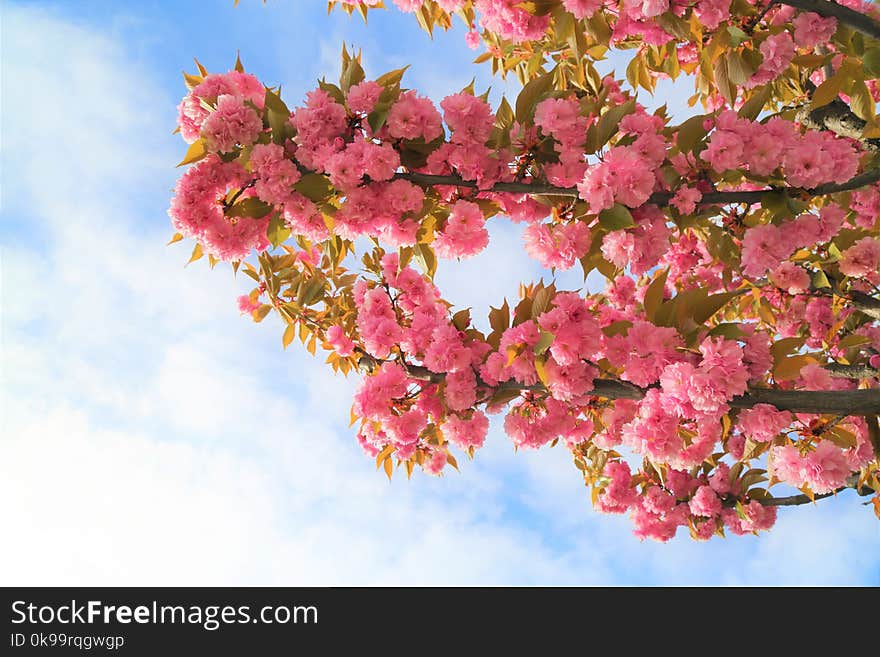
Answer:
738, 85, 771, 121
282, 323, 296, 349
339, 53, 365, 93
691, 290, 739, 325
298, 277, 326, 307
452, 308, 471, 331
726, 51, 755, 87
674, 114, 708, 153
318, 79, 346, 105
713, 55, 736, 105
598, 204, 635, 230
643, 270, 668, 322
177, 139, 207, 167
594, 99, 636, 150
773, 354, 815, 381
489, 300, 510, 334
267, 213, 291, 248
265, 88, 292, 143
294, 174, 334, 202
375, 66, 409, 88
533, 330, 555, 355
812, 269, 831, 289
864, 48, 880, 78
227, 197, 273, 218
727, 26, 748, 47
811, 73, 843, 109
413, 243, 437, 279
515, 70, 555, 124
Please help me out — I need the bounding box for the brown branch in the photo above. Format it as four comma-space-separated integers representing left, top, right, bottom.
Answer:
799, 82, 880, 151
723, 475, 872, 507
848, 290, 880, 321
777, 0, 880, 41
394, 168, 880, 205
358, 354, 880, 415
825, 363, 880, 379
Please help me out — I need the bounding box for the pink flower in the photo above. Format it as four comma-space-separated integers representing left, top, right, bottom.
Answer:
671, 186, 702, 215
741, 223, 793, 277
475, 0, 551, 43
168, 155, 269, 261
578, 146, 656, 210
792, 12, 838, 48
750, 32, 796, 87
347, 80, 383, 114
770, 262, 811, 294
237, 294, 261, 314
737, 404, 792, 443
177, 71, 265, 144
465, 29, 480, 49
326, 325, 356, 357
201, 94, 263, 153
524, 221, 591, 270
422, 448, 449, 476
702, 130, 744, 172
434, 200, 490, 259
839, 237, 880, 278
802, 441, 850, 493
387, 90, 444, 142
441, 93, 494, 145
442, 411, 489, 450
250, 142, 301, 205
562, 0, 602, 19
689, 486, 722, 518
445, 368, 477, 411
694, 0, 731, 30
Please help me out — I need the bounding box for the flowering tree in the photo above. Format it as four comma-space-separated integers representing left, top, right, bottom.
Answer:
168, 0, 880, 541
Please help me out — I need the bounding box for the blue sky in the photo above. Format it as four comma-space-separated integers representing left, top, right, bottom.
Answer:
1, 0, 878, 585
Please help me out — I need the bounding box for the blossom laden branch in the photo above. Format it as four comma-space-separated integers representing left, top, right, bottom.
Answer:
778, 0, 880, 40
394, 168, 880, 206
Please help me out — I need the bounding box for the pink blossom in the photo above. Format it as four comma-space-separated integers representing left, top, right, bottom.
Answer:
694, 0, 731, 30
689, 486, 722, 518
326, 325, 356, 357
737, 404, 792, 442
749, 33, 796, 87
562, 0, 602, 18
803, 440, 851, 493
442, 411, 489, 450
671, 186, 702, 215
347, 80, 383, 114
839, 237, 880, 278
201, 94, 263, 153
434, 200, 490, 259
578, 146, 656, 210
237, 294, 261, 314
770, 262, 811, 294
475, 0, 551, 43
792, 12, 838, 48
741, 223, 793, 277
524, 221, 591, 270
387, 90, 444, 142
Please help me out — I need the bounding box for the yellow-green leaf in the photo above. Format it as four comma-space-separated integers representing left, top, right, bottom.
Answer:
177, 139, 207, 167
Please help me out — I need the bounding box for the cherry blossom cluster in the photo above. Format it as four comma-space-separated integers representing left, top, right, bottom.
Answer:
342, 0, 874, 53
168, 38, 880, 539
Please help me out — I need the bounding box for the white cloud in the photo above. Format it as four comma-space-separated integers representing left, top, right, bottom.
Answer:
1, 3, 877, 587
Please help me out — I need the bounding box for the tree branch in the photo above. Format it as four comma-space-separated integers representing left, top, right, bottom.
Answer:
358, 355, 880, 415
394, 168, 880, 205
798, 82, 880, 151
777, 0, 880, 41
825, 363, 880, 379
848, 290, 880, 321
